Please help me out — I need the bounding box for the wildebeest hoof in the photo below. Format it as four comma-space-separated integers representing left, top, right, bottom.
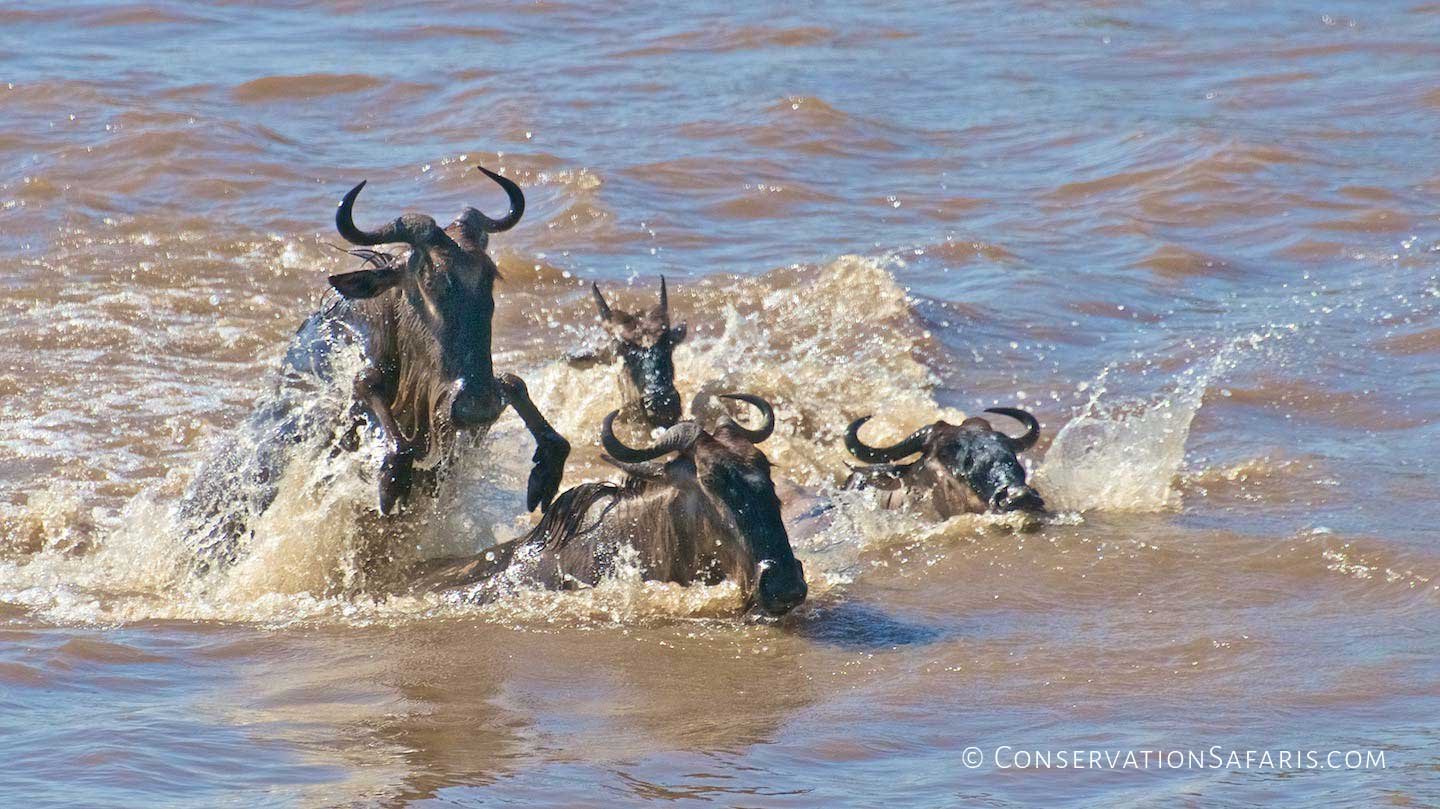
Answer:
527, 431, 570, 513
378, 450, 416, 515
411, 465, 441, 499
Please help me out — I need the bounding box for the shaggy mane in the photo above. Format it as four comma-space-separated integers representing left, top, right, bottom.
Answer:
527, 474, 663, 551
528, 481, 621, 551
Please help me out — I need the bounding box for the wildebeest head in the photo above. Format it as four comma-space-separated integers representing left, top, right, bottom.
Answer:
329, 166, 525, 430
601, 394, 807, 616
846, 408, 1045, 514
591, 278, 686, 427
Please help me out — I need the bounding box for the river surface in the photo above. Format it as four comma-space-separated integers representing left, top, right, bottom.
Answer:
2, 1, 1438, 806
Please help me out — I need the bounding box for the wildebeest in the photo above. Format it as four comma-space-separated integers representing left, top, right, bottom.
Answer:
567, 277, 686, 428
180, 167, 569, 562
843, 408, 1045, 516
412, 394, 809, 617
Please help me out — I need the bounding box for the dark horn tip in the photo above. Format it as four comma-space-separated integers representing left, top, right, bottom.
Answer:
471, 165, 525, 232
718, 393, 775, 443
984, 407, 1041, 450
339, 180, 367, 205
600, 409, 620, 434
718, 392, 773, 413
983, 406, 1039, 425
845, 415, 928, 463
336, 180, 394, 246
591, 282, 613, 321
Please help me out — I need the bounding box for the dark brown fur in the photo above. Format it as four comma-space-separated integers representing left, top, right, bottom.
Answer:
412, 398, 807, 616
324, 170, 569, 517
844, 410, 1045, 518
179, 169, 569, 566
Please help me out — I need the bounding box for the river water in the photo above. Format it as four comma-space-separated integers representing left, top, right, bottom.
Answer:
1, 1, 1437, 806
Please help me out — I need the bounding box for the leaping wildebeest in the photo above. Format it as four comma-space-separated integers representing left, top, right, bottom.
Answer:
180, 167, 569, 562
411, 394, 808, 617
843, 408, 1045, 516
567, 277, 686, 428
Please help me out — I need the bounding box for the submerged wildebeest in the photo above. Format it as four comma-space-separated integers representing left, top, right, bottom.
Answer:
412, 394, 809, 616
567, 277, 686, 428
843, 408, 1045, 516
180, 167, 569, 561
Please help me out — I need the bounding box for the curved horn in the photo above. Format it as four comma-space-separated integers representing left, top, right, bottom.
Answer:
600, 411, 701, 462
718, 393, 774, 444
984, 407, 1041, 451
845, 416, 930, 463
599, 454, 667, 480
659, 275, 668, 319
468, 165, 525, 233
591, 282, 613, 321
336, 181, 410, 246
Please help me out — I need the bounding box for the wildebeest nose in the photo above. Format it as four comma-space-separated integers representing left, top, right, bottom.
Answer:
757, 561, 807, 615
997, 485, 1045, 513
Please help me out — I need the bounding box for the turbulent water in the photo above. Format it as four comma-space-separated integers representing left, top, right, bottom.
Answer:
2, 1, 1438, 806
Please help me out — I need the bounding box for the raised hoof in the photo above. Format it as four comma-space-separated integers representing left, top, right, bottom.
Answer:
526, 432, 570, 513
377, 450, 416, 516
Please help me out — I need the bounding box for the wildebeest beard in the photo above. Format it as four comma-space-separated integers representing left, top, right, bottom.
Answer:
336, 249, 469, 459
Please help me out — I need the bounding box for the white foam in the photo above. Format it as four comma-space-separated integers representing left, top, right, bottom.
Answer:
1036, 330, 1284, 512
1, 256, 1270, 626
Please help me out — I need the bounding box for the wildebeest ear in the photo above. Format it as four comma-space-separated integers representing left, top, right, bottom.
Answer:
669, 322, 687, 343
328, 268, 402, 299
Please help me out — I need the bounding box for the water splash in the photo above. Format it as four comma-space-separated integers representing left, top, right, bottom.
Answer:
1, 254, 1296, 627
1035, 330, 1286, 512
523, 255, 960, 487
0, 256, 955, 626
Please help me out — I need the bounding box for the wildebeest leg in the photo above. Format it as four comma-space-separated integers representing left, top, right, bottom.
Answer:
497, 373, 570, 513
179, 398, 307, 567
354, 368, 421, 515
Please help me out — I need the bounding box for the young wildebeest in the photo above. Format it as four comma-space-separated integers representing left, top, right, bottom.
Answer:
567, 277, 686, 428
180, 167, 569, 561
412, 394, 809, 617
844, 408, 1045, 516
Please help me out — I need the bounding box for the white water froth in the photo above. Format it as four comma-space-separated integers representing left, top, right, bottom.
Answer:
0, 257, 1279, 626
1035, 330, 1285, 512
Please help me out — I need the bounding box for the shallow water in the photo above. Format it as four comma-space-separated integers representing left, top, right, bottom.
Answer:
2, 1, 1438, 806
